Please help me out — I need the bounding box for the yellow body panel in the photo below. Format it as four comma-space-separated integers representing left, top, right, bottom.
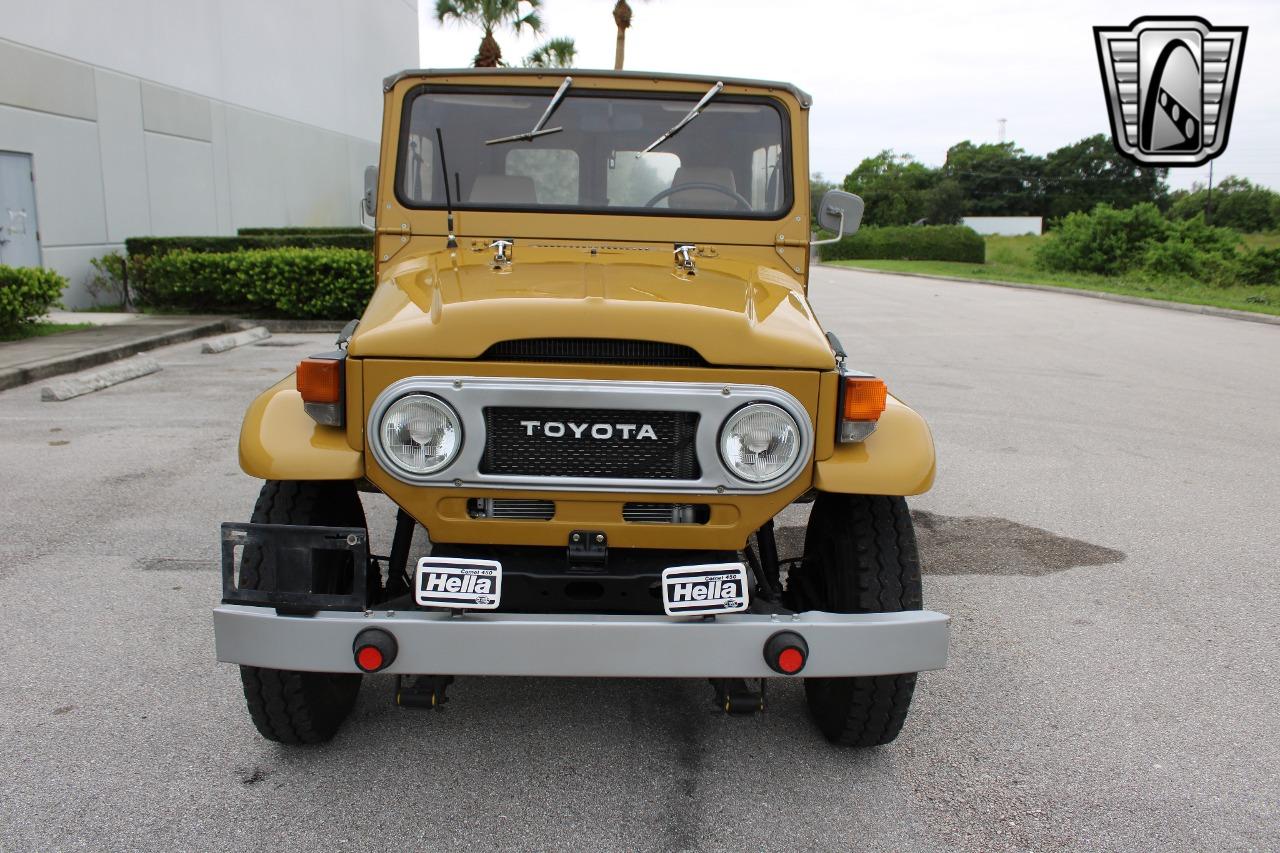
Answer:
239, 377, 363, 481
236, 70, 936, 546
814, 396, 936, 496
348, 241, 833, 369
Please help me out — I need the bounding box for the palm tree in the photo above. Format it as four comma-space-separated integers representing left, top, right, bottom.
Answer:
612, 1, 631, 70
435, 0, 544, 68
523, 37, 577, 68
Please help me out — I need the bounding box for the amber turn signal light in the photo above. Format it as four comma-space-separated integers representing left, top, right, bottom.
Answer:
841, 376, 887, 421
297, 356, 344, 427
297, 358, 342, 404
838, 375, 886, 444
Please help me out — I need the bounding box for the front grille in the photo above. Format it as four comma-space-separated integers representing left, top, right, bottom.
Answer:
467, 498, 555, 520
481, 407, 700, 480
480, 338, 707, 367
622, 503, 710, 524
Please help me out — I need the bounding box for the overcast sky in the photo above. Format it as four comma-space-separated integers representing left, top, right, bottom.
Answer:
418, 0, 1278, 192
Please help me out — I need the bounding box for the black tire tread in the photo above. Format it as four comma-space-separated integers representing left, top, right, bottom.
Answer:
238, 480, 365, 745
795, 493, 923, 748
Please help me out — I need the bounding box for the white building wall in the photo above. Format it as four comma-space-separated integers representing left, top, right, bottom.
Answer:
962, 216, 1044, 236
0, 0, 416, 307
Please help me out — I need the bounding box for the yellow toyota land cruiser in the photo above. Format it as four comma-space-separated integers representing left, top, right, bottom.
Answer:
214, 69, 948, 747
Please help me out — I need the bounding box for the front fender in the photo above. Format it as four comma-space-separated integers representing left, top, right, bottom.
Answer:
238, 375, 363, 481
813, 395, 935, 496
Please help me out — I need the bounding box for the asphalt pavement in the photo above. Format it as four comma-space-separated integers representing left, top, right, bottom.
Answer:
0, 267, 1276, 852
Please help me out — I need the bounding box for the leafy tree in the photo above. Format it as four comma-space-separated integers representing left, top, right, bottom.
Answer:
1040, 134, 1168, 220
809, 172, 836, 223
523, 36, 576, 68
924, 179, 965, 226
941, 141, 1042, 216
1168, 176, 1280, 232
613, 1, 632, 70
435, 0, 543, 68
842, 151, 943, 226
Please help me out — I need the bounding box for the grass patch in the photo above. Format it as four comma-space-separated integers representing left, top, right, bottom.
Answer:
830, 257, 1280, 316
0, 322, 95, 342
1241, 232, 1280, 251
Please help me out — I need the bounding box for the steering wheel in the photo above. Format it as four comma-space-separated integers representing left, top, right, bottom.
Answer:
643, 182, 753, 211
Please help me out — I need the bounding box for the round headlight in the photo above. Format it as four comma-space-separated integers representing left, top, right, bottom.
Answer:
379, 394, 462, 475
719, 403, 802, 483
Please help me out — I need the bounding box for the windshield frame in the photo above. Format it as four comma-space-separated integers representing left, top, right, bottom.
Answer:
392, 84, 795, 222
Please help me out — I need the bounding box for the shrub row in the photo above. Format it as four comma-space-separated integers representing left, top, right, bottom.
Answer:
0, 265, 66, 330
819, 225, 985, 264
236, 226, 368, 236
1035, 203, 1279, 286
132, 247, 373, 319
125, 233, 372, 257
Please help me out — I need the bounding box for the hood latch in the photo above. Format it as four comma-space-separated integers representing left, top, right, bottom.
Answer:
490, 238, 514, 269
674, 243, 697, 276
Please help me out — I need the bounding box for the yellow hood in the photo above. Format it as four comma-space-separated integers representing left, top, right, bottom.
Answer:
348, 242, 834, 369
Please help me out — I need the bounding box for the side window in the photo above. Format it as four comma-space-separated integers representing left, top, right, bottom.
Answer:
505, 149, 580, 205
608, 152, 680, 207
750, 144, 782, 211
402, 133, 434, 203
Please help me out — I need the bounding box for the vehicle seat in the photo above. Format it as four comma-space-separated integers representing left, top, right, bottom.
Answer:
468, 175, 538, 205
668, 167, 739, 210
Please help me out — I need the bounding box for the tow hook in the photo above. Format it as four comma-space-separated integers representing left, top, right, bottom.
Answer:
395, 674, 455, 710
710, 678, 765, 715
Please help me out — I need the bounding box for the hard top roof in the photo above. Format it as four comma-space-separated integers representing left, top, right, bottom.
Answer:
383, 68, 812, 109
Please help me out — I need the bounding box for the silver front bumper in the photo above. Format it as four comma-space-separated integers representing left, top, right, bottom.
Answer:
213, 605, 950, 678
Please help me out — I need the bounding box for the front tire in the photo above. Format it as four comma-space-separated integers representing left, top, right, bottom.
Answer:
788, 493, 923, 747
238, 480, 366, 745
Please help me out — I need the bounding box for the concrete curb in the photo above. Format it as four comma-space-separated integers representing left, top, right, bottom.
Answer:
0, 319, 235, 393
255, 319, 346, 334
40, 357, 161, 401
828, 265, 1280, 327
202, 326, 271, 353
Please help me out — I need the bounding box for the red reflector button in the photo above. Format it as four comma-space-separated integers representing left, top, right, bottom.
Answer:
356, 646, 383, 672
763, 630, 809, 675
352, 628, 398, 673
777, 647, 805, 674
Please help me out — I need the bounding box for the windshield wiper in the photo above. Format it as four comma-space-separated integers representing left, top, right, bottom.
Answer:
485, 76, 573, 145
637, 81, 724, 156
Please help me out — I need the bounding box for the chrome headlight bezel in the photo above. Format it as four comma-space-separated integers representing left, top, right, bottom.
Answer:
717, 402, 804, 484
373, 392, 463, 477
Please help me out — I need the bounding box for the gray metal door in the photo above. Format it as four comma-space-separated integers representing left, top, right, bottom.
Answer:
0, 151, 41, 268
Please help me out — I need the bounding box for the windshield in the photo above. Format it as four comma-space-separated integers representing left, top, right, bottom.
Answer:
396, 87, 791, 219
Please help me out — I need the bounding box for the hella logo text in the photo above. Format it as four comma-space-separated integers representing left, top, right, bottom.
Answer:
669, 577, 742, 603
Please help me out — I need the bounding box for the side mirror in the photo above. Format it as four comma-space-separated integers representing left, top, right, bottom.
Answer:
810, 190, 865, 246
360, 166, 378, 230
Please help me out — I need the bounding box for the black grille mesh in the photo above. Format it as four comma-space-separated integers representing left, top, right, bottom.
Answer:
481, 407, 700, 480
481, 339, 706, 367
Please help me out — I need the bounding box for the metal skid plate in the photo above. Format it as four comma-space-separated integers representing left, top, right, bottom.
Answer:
220, 522, 370, 611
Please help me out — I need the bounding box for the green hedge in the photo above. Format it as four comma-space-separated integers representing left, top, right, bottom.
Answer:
1034, 203, 1279, 286
0, 265, 66, 330
236, 226, 368, 236
132, 247, 373, 319
819, 225, 985, 263
125, 233, 372, 257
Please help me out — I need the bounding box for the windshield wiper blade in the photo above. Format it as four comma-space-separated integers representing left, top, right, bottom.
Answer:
637, 81, 724, 156
485, 76, 573, 145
